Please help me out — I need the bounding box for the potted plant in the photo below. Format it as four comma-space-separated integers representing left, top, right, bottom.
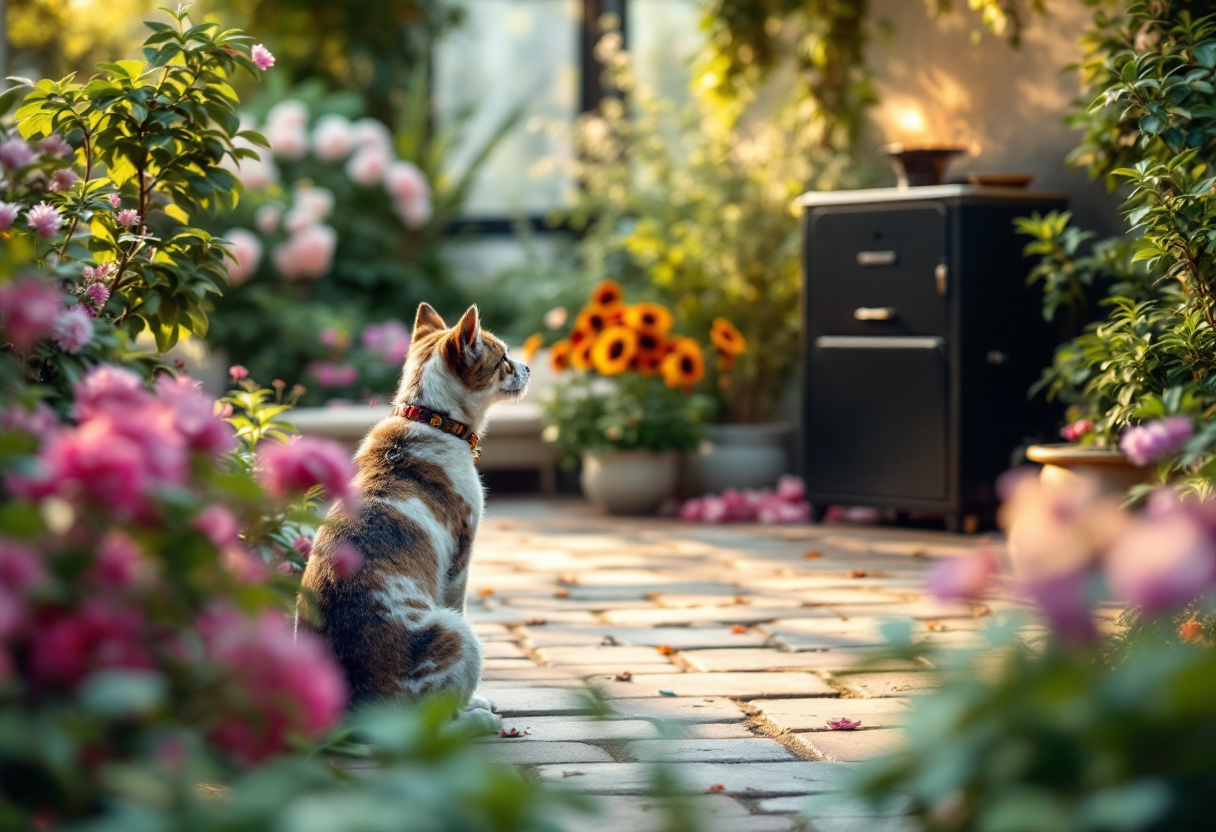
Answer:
554, 28, 859, 492
539, 281, 729, 514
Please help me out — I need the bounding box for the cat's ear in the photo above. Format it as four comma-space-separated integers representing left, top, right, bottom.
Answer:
454, 305, 483, 357
413, 302, 447, 339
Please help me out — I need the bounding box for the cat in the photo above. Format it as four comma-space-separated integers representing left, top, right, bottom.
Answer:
299, 302, 529, 731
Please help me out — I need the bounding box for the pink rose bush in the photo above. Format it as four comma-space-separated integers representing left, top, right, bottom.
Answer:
681, 475, 812, 524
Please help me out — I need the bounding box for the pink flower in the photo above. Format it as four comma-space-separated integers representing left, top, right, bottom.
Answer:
361, 320, 410, 365
85, 282, 110, 311
221, 229, 263, 286
52, 306, 93, 353
1120, 416, 1193, 466
0, 137, 34, 170
91, 531, 151, 589
776, 475, 806, 502
331, 542, 364, 578
193, 504, 240, 547
319, 327, 346, 349
395, 196, 433, 229
223, 544, 270, 583
116, 208, 140, 227
350, 118, 393, 151
40, 135, 73, 157
1105, 510, 1216, 617
757, 497, 811, 524
267, 100, 308, 127
251, 44, 275, 71
679, 497, 704, 521
0, 276, 62, 351
346, 146, 390, 186
30, 601, 153, 686
255, 204, 281, 235
106, 193, 122, 208
384, 161, 429, 202
199, 607, 347, 764
0, 539, 47, 594
927, 548, 1001, 601
312, 114, 353, 162
0, 402, 60, 442
0, 588, 27, 640
265, 122, 308, 160
49, 168, 80, 192
699, 494, 729, 523
226, 150, 279, 190
292, 535, 313, 559
1022, 569, 1098, 645
1060, 419, 1094, 442
0, 201, 20, 230
306, 361, 358, 388
272, 224, 337, 281
544, 307, 568, 329
826, 718, 861, 730
229, 365, 249, 381
25, 202, 63, 238
24, 420, 152, 519
258, 436, 356, 504
155, 374, 237, 457
73, 365, 148, 420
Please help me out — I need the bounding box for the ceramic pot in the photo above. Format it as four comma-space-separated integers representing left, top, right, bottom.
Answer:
1025, 444, 1150, 494
682, 423, 793, 495
580, 450, 679, 515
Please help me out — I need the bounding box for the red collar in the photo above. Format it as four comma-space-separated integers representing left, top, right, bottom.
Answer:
391, 403, 481, 461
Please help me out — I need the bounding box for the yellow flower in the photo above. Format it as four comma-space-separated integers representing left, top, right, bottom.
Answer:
589, 280, 623, 308
549, 340, 572, 371
661, 338, 705, 388
575, 303, 625, 336
623, 302, 674, 335
631, 331, 668, 375
570, 339, 595, 371
710, 318, 747, 356
591, 326, 639, 376
522, 333, 543, 363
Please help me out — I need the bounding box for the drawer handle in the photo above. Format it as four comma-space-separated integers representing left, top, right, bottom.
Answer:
857, 250, 897, 266
854, 307, 897, 321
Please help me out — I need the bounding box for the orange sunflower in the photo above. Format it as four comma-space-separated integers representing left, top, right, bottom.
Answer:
590, 280, 624, 308
591, 326, 639, 376
623, 303, 673, 336
570, 338, 596, 371
522, 333, 543, 363
710, 318, 747, 356
549, 340, 573, 371
661, 338, 705, 388
631, 331, 668, 375
575, 302, 625, 335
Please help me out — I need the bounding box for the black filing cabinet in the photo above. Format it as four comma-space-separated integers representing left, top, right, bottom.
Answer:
799, 186, 1068, 531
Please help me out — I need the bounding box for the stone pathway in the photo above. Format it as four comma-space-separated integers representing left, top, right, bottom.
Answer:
467, 498, 1016, 831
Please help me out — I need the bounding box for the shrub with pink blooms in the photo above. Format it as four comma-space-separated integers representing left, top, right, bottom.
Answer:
680, 476, 812, 524
849, 472, 1216, 830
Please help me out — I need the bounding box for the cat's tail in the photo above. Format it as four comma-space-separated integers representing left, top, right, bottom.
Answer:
389, 606, 483, 704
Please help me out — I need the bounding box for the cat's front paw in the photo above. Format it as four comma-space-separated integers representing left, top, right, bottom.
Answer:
459, 705, 503, 735
468, 693, 496, 713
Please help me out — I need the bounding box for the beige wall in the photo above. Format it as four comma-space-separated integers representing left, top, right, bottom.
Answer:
867, 0, 1123, 236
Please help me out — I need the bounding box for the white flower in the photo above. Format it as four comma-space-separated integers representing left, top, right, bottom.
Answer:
222, 229, 264, 286
346, 146, 390, 186
255, 204, 282, 235
312, 114, 354, 162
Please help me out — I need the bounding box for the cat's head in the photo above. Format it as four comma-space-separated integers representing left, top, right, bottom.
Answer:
396, 303, 529, 425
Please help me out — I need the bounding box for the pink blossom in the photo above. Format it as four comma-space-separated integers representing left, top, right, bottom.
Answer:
106, 193, 122, 208
267, 100, 308, 128
312, 114, 354, 162
255, 204, 281, 235
52, 306, 93, 353
0, 589, 26, 640
49, 168, 80, 192
699, 495, 729, 523
757, 497, 811, 524
0, 201, 20, 230
258, 436, 356, 504
384, 161, 429, 202
927, 548, 1000, 601
155, 374, 237, 458
272, 224, 337, 281
679, 497, 705, 521
346, 146, 390, 186
0, 276, 62, 351
826, 718, 861, 730
40, 135, 73, 157
85, 282, 110, 311
306, 361, 358, 388
361, 319, 411, 364
292, 535, 313, 559
251, 44, 275, 71
319, 327, 346, 348
1105, 510, 1216, 617
1120, 417, 1193, 466
91, 531, 151, 589
116, 208, 140, 227
226, 150, 279, 190
276, 561, 299, 575
350, 117, 393, 151
776, 475, 806, 502
1060, 419, 1094, 442
83, 262, 116, 282
25, 202, 63, 238
1022, 569, 1098, 645
223, 544, 270, 583
73, 365, 149, 420
0, 402, 60, 442
395, 196, 433, 229
293, 186, 333, 224
199, 607, 346, 764
30, 601, 153, 686
266, 121, 308, 160
229, 365, 249, 381
0, 137, 35, 170
0, 539, 47, 594
331, 542, 364, 578
544, 307, 568, 329
193, 504, 240, 547
222, 228, 263, 286
24, 420, 152, 518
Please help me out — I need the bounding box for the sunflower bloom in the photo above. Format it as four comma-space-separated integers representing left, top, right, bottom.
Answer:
632, 331, 668, 375
576, 303, 625, 335
570, 339, 595, 371
591, 326, 639, 376
624, 302, 673, 335
661, 338, 705, 388
710, 318, 747, 356
590, 280, 623, 308
549, 340, 572, 371
522, 333, 543, 363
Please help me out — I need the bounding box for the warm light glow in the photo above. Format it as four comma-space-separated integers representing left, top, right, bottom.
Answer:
896, 107, 927, 136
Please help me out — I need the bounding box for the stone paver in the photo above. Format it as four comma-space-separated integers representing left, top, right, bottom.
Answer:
461, 499, 979, 830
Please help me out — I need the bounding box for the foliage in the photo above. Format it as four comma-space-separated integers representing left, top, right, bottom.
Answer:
848, 474, 1216, 832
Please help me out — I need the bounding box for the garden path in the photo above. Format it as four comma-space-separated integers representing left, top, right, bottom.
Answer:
468, 498, 1013, 832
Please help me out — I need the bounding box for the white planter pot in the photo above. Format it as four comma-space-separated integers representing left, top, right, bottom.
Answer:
580, 450, 679, 515
683, 422, 793, 495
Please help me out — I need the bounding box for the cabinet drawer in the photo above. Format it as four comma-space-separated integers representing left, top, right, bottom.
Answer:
806, 336, 948, 501
807, 204, 948, 335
